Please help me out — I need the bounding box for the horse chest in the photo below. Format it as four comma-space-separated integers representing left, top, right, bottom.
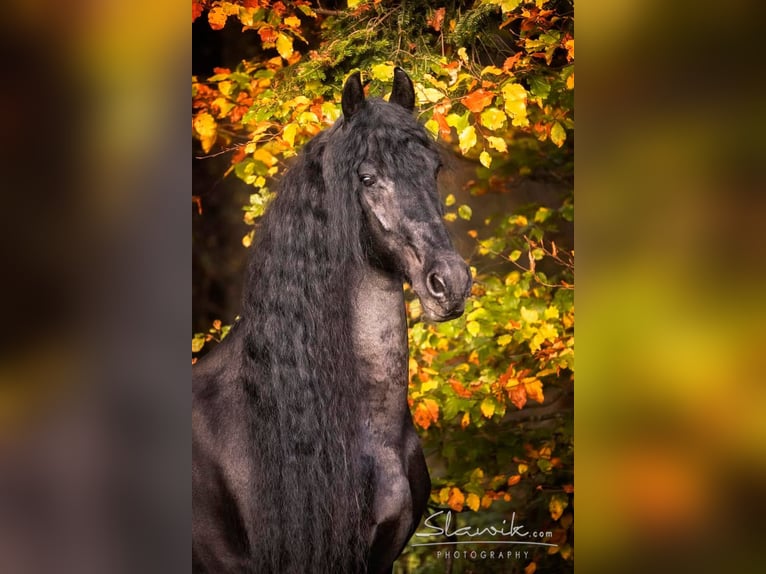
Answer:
352, 269, 431, 572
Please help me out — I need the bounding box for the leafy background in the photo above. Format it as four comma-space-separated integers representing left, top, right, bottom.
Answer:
192, 1, 573, 572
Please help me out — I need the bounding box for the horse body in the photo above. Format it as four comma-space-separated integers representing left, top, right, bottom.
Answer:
193, 69, 471, 573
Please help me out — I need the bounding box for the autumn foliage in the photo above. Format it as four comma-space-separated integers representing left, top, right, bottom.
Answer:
193, 1, 573, 572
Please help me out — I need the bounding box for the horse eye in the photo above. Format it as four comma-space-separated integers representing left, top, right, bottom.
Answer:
360, 175, 376, 187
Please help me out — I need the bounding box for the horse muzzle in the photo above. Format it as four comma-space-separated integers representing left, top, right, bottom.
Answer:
417, 253, 472, 322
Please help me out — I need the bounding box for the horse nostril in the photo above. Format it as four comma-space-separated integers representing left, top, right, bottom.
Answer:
427, 272, 447, 299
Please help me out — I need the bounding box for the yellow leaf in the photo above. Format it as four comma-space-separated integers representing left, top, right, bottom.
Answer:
445, 193, 456, 207
283, 123, 298, 147
501, 82, 529, 127
466, 320, 480, 337
466, 493, 481, 512
487, 136, 508, 153
192, 336, 205, 353
520, 306, 539, 324
207, 6, 228, 30
457, 47, 469, 63
480, 107, 506, 131
298, 111, 319, 125
549, 495, 568, 521
518, 463, 529, 474
524, 380, 545, 404
550, 122, 566, 147
480, 397, 495, 418
212, 97, 234, 118
193, 112, 217, 153
217, 80, 234, 97
253, 148, 278, 167
415, 84, 446, 104
498, 0, 522, 12
461, 411, 470, 429
458, 125, 477, 154
448, 487, 465, 512
284, 15, 301, 28
371, 63, 395, 82
480, 151, 492, 168
439, 487, 451, 505
242, 231, 253, 247
566, 72, 574, 90
481, 65, 504, 76
276, 33, 294, 60
510, 214, 528, 226
497, 334, 512, 346
348, 0, 361, 7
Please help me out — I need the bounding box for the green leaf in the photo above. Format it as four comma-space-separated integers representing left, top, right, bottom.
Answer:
509, 249, 522, 261
466, 320, 480, 337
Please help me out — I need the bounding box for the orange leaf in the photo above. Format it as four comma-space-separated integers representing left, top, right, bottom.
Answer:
447, 487, 465, 512
413, 398, 440, 429
450, 379, 473, 398
462, 89, 494, 113
503, 53, 521, 72
432, 110, 452, 138
509, 383, 527, 410
428, 7, 446, 32
507, 474, 521, 486
524, 563, 537, 574
208, 6, 228, 30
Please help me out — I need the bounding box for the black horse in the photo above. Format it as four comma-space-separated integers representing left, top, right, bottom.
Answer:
193, 68, 472, 574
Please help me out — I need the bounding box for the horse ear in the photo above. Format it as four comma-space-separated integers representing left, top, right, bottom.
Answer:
390, 67, 415, 112
342, 72, 365, 119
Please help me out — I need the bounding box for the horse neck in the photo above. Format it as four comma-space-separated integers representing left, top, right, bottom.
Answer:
351, 264, 410, 429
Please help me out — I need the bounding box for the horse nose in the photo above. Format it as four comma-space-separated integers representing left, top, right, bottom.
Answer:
426, 271, 448, 299
425, 257, 472, 303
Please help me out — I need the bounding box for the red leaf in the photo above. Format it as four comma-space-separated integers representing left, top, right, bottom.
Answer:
259, 26, 278, 44
192, 1, 204, 22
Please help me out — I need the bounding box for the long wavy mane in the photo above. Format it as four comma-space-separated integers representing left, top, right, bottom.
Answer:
239, 114, 374, 573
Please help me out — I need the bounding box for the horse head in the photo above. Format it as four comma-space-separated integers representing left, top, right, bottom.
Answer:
328, 67, 472, 322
